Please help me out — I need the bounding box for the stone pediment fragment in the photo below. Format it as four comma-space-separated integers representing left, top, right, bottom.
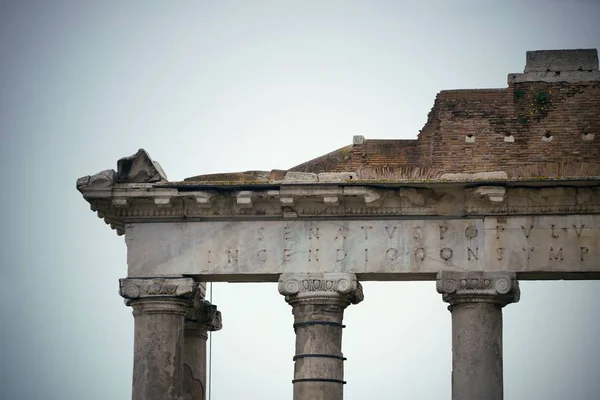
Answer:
116, 149, 167, 183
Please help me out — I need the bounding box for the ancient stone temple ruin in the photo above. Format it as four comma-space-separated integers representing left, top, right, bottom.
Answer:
77, 49, 600, 400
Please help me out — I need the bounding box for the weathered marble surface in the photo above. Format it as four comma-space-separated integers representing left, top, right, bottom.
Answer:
279, 273, 363, 400
120, 277, 199, 400
437, 271, 520, 400
125, 215, 600, 280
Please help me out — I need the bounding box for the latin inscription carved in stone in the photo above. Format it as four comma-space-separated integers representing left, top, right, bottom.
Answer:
125, 215, 600, 279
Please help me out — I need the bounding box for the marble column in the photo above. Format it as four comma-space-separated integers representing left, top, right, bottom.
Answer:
183, 298, 222, 400
436, 271, 520, 400
279, 273, 364, 400
120, 277, 200, 400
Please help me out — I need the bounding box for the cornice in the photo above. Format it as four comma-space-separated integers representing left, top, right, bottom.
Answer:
77, 150, 600, 236
79, 179, 600, 236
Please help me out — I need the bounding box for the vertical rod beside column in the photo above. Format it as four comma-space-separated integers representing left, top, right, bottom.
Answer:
183, 298, 222, 400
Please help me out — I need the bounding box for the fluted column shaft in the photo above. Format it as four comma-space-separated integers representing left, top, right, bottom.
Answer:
183, 299, 222, 400
279, 273, 363, 400
120, 277, 200, 400
437, 271, 520, 400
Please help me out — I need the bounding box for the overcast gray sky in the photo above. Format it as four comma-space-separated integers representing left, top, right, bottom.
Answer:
1, 1, 599, 399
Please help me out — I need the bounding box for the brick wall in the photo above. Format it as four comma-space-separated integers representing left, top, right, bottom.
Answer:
286, 50, 600, 177
415, 82, 600, 173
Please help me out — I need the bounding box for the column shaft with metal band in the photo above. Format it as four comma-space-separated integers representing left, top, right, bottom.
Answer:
183, 295, 222, 400
279, 273, 363, 400
437, 271, 520, 400
119, 277, 201, 400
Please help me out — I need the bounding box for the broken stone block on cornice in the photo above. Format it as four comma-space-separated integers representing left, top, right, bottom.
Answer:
116, 149, 168, 183
76, 169, 116, 191
342, 187, 381, 204
439, 171, 508, 181
317, 172, 357, 182
474, 186, 506, 203
282, 171, 318, 183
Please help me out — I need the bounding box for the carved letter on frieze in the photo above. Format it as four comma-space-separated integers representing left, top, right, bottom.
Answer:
364, 249, 369, 262
257, 227, 264, 241
336, 249, 346, 262
580, 247, 589, 261
440, 247, 453, 261
283, 249, 291, 263
465, 226, 478, 239
361, 226, 372, 239
551, 225, 560, 239
308, 249, 319, 262
414, 226, 423, 240
468, 247, 478, 261
522, 225, 534, 238
549, 247, 563, 261
385, 248, 398, 261
257, 249, 267, 263
385, 226, 397, 239
573, 225, 585, 237
439, 223, 449, 240
227, 250, 238, 264
497, 248, 504, 261
334, 228, 347, 240
415, 248, 425, 261
496, 225, 504, 240
522, 247, 534, 260
308, 227, 319, 240
283, 226, 291, 241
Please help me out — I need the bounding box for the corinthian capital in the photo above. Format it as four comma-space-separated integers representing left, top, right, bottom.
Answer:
436, 271, 520, 306
278, 273, 364, 305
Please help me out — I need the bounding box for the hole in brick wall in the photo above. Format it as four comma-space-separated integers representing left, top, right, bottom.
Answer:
544, 131, 552, 138
542, 131, 553, 142
554, 71, 561, 76
465, 134, 475, 143
504, 133, 514, 143
582, 133, 595, 141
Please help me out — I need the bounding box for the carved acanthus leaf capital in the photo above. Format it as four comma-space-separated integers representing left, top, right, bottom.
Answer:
119, 278, 199, 305
436, 271, 520, 306
278, 273, 364, 306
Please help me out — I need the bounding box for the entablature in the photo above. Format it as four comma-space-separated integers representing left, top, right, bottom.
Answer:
76, 150, 600, 236
79, 179, 600, 237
